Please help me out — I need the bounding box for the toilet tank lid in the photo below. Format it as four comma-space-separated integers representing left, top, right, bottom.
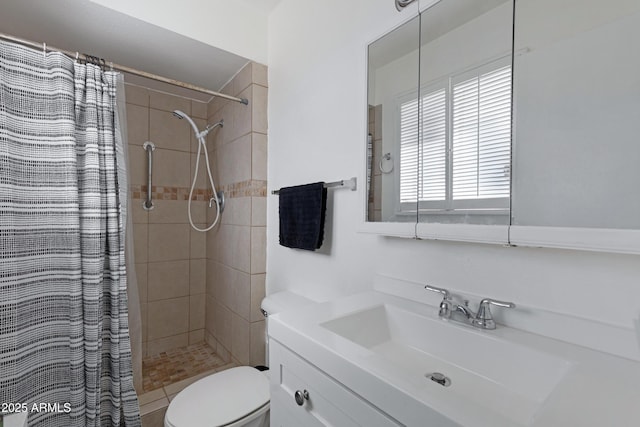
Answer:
165, 367, 269, 427
261, 291, 314, 316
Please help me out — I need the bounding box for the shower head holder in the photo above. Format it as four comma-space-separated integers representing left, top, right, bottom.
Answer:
209, 191, 225, 213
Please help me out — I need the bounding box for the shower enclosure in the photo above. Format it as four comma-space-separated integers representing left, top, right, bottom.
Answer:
126, 61, 268, 424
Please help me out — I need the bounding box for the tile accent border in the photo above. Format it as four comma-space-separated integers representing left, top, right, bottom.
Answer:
220, 180, 267, 198
131, 180, 267, 201
131, 185, 208, 201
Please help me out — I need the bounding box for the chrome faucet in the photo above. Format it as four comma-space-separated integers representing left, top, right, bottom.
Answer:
453, 301, 475, 320
424, 285, 452, 318
472, 298, 516, 329
425, 285, 515, 330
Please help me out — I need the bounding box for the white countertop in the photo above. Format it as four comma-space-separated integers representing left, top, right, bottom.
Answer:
269, 290, 640, 427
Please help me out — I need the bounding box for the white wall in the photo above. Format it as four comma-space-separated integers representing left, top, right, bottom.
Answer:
90, 0, 269, 64
267, 0, 640, 360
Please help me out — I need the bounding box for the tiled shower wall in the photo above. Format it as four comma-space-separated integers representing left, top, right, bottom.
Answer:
205, 62, 268, 366
126, 85, 210, 358
126, 61, 268, 367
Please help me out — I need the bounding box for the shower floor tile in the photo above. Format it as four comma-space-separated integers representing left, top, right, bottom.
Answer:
142, 342, 228, 392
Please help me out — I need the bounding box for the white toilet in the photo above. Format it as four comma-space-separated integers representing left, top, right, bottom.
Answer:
164, 291, 313, 427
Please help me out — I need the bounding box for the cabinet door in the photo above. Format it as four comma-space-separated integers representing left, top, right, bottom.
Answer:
269, 340, 400, 427
270, 385, 326, 427
509, 0, 640, 253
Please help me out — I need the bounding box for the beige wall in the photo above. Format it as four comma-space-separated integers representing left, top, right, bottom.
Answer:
205, 62, 268, 366
127, 61, 268, 364
126, 84, 210, 357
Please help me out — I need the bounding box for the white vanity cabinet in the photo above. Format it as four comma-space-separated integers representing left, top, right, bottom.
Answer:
269, 340, 401, 427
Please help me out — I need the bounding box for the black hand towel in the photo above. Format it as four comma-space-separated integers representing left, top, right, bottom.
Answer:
278, 182, 327, 251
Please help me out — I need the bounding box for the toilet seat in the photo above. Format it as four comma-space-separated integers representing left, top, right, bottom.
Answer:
165, 366, 270, 427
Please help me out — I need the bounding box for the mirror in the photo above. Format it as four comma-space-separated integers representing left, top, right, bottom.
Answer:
367, 15, 420, 223
365, 0, 640, 252
511, 0, 640, 230
418, 0, 513, 226
366, 1, 514, 226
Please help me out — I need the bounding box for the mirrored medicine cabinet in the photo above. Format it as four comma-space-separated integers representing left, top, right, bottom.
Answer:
363, 0, 640, 254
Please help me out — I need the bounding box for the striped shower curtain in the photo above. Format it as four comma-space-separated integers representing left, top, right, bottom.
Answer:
0, 41, 140, 426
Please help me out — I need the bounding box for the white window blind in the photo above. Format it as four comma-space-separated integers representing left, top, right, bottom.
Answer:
397, 59, 511, 210
399, 86, 447, 204
420, 89, 447, 201
452, 65, 511, 200
399, 98, 420, 204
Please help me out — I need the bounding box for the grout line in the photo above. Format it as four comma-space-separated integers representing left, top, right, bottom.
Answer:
146, 293, 203, 303
139, 397, 169, 416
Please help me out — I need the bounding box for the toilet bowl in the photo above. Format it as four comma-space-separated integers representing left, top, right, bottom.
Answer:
164, 366, 269, 427
164, 291, 313, 427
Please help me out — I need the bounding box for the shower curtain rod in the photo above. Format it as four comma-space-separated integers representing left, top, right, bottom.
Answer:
0, 31, 249, 105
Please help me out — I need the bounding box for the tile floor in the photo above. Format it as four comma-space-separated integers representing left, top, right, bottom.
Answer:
142, 342, 228, 392
139, 342, 235, 427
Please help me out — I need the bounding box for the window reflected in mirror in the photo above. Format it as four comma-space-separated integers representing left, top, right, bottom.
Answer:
417, 0, 513, 225
366, 0, 513, 225
405, 58, 511, 213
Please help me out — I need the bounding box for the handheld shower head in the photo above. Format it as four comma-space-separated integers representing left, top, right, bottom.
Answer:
172, 109, 200, 136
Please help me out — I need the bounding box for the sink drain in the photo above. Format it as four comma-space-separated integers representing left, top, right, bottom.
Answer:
426, 372, 451, 387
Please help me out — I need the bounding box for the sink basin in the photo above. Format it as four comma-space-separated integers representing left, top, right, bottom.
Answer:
321, 304, 571, 425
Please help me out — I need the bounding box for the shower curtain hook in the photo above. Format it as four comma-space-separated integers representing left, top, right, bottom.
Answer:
75, 52, 79, 62
42, 42, 46, 57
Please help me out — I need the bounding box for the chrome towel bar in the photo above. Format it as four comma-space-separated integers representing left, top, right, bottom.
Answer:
271, 177, 357, 195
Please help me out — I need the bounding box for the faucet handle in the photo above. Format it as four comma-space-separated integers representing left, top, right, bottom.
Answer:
424, 285, 450, 300
473, 298, 515, 330
425, 285, 452, 318
481, 298, 515, 309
